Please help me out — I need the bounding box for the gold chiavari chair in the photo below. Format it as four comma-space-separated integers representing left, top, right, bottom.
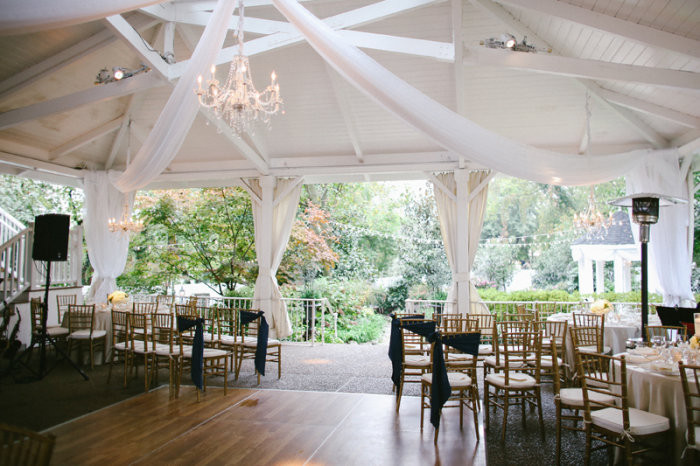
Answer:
483, 320, 532, 380
0, 422, 55, 466
132, 302, 157, 314
646, 325, 687, 343
538, 320, 568, 385
573, 312, 610, 354
217, 307, 240, 373
127, 313, 155, 391
29, 298, 69, 355
195, 306, 219, 348
152, 313, 180, 399
235, 310, 282, 385
66, 304, 106, 368
575, 351, 670, 465
175, 321, 232, 400
679, 362, 700, 461
484, 329, 544, 442
394, 317, 433, 412
55, 294, 77, 326
106, 310, 130, 387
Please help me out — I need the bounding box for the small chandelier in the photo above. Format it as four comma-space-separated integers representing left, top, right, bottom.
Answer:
574, 186, 613, 232
108, 201, 144, 233
195, 0, 282, 134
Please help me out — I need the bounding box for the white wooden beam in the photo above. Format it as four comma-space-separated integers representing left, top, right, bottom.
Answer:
49, 116, 123, 161
104, 14, 171, 79
325, 64, 364, 162
495, 0, 700, 59
336, 30, 453, 61
429, 172, 457, 201
0, 73, 165, 131
470, 0, 667, 148
462, 45, 700, 91
0, 151, 84, 177
467, 171, 495, 202
272, 176, 304, 208
163, 21, 176, 62
595, 88, 700, 129
170, 0, 446, 77
0, 15, 159, 102
452, 0, 465, 115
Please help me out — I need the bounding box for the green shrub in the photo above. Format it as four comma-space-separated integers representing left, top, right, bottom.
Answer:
474, 288, 662, 303
336, 311, 388, 343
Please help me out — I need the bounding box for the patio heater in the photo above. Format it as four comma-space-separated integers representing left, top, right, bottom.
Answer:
609, 194, 686, 341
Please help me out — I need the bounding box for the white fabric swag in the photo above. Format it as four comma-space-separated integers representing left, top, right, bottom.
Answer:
625, 153, 695, 306
271, 0, 677, 187
433, 171, 490, 316
83, 171, 134, 304
249, 177, 302, 339
0, 0, 167, 36
113, 0, 237, 193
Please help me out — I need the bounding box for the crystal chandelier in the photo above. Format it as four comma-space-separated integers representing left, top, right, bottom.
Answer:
195, 0, 282, 134
108, 201, 144, 233
574, 186, 613, 232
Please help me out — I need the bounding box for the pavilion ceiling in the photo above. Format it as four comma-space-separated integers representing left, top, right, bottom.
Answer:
0, 0, 698, 188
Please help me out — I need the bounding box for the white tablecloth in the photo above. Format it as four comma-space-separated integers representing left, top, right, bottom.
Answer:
548, 312, 661, 374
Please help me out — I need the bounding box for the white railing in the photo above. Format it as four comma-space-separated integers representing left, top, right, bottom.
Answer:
137, 294, 337, 344
0, 228, 32, 308
405, 299, 657, 321
0, 206, 25, 246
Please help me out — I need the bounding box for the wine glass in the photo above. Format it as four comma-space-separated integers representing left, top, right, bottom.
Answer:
651, 335, 665, 350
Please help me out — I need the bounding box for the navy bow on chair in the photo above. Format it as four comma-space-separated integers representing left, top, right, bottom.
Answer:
239, 310, 269, 376
388, 314, 428, 387
176, 316, 204, 391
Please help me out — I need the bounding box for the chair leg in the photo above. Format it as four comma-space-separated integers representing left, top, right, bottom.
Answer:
537, 388, 544, 439
106, 349, 115, 383
584, 424, 592, 466
501, 390, 509, 442
278, 346, 282, 379
555, 404, 562, 465
420, 382, 426, 430
223, 356, 228, 396
396, 372, 405, 412
471, 386, 480, 441
89, 340, 95, 369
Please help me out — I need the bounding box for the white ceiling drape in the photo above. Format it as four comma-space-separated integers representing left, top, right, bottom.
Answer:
83, 171, 133, 304
625, 153, 695, 306
0, 0, 167, 36
433, 171, 490, 315
113, 0, 237, 193
249, 177, 302, 339
272, 0, 677, 187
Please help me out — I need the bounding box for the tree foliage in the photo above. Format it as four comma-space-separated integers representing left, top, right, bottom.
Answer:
0, 175, 83, 225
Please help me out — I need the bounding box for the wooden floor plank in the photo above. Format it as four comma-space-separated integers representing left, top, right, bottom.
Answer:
47, 388, 486, 465
49, 387, 256, 466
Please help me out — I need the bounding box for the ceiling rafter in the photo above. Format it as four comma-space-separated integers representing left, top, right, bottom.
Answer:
0, 73, 165, 131
469, 0, 668, 149
49, 116, 124, 161
595, 88, 700, 129
169, 0, 447, 78
0, 15, 160, 102
105, 94, 145, 169
104, 14, 172, 79
495, 0, 700, 60
462, 45, 700, 91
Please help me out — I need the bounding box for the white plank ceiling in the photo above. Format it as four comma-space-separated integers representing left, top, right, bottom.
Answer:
0, 0, 698, 188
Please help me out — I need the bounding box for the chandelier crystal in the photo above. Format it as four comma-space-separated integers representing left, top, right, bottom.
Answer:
195, 0, 282, 134
108, 201, 144, 233
574, 186, 613, 232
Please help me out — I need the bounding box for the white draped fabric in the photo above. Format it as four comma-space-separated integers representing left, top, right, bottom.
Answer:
626, 153, 695, 306
271, 0, 675, 187
433, 171, 490, 315
113, 0, 237, 193
83, 171, 133, 304
0, 0, 166, 36
249, 178, 302, 339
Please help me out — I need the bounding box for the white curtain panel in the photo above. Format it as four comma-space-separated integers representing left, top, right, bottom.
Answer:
113, 0, 237, 193
432, 171, 490, 315
83, 171, 134, 304
0, 0, 167, 36
271, 0, 676, 187
249, 178, 302, 339
626, 153, 695, 306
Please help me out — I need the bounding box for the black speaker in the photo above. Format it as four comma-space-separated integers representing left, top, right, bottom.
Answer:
32, 214, 70, 261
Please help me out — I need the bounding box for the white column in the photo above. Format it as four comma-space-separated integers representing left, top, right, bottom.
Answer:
578, 257, 594, 294
614, 257, 631, 292
595, 260, 605, 294
257, 176, 275, 317
455, 169, 470, 316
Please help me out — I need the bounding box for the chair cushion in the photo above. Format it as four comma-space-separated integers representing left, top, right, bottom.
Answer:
591, 407, 670, 436
478, 344, 493, 355
686, 426, 700, 449
69, 329, 107, 339
421, 372, 472, 388
405, 356, 431, 368
484, 355, 527, 368
485, 372, 536, 389
113, 341, 128, 351
539, 355, 562, 368
579, 345, 612, 354
154, 343, 178, 356
219, 335, 238, 345
47, 327, 69, 337
558, 388, 616, 408
203, 348, 229, 359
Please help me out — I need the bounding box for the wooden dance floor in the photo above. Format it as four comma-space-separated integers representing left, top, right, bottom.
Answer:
47, 386, 486, 465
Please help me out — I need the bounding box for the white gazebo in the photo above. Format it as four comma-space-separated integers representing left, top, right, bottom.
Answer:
571, 210, 639, 295
1, 0, 699, 328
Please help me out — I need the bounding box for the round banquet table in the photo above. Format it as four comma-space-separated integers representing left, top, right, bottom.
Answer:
547, 312, 661, 375
613, 355, 694, 463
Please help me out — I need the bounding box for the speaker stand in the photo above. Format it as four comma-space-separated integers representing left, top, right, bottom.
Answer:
7, 261, 89, 382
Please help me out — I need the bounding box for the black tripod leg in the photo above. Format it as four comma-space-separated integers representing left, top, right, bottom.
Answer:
46, 335, 88, 381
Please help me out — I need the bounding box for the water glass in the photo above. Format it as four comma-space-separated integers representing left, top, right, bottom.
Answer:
651, 335, 666, 349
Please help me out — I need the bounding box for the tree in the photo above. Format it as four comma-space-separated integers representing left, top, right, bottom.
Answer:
0, 175, 84, 225
473, 243, 516, 291
120, 188, 257, 296
531, 233, 578, 292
